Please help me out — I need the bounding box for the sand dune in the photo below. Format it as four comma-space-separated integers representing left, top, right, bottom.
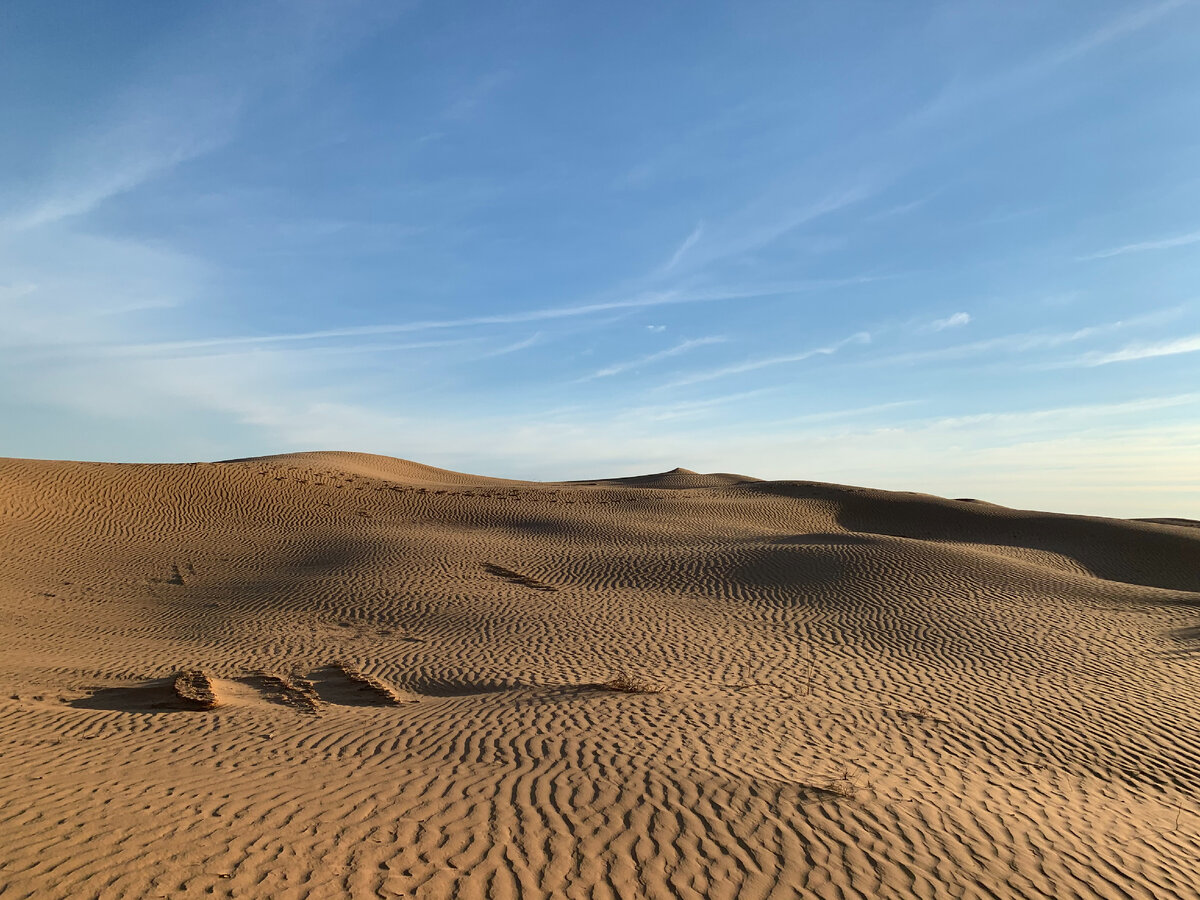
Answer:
1, 451, 1197, 899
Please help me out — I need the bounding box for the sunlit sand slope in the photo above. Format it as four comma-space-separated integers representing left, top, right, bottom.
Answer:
1, 451, 1197, 899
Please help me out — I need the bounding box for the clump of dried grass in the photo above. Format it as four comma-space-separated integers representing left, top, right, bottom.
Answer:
173, 670, 219, 710
599, 673, 660, 694
815, 766, 868, 800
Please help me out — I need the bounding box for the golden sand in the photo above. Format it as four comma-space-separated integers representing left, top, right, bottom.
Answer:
1, 451, 1197, 898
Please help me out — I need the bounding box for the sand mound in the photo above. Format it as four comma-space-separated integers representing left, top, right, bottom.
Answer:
1, 451, 1197, 899
587, 466, 760, 489
222, 450, 520, 487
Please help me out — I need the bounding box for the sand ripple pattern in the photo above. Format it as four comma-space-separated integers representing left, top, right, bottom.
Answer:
1, 452, 1198, 899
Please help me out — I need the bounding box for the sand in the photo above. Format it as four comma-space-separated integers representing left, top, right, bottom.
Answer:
0, 450, 1197, 899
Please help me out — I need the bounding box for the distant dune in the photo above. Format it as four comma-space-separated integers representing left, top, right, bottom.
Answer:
1, 451, 1197, 899
1135, 516, 1200, 529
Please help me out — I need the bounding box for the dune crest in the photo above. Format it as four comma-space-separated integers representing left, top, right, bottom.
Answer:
1, 452, 1197, 899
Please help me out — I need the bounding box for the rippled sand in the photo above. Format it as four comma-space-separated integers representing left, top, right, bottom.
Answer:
1, 451, 1197, 899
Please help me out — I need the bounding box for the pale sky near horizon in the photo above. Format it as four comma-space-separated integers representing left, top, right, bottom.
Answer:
2, 1, 1199, 518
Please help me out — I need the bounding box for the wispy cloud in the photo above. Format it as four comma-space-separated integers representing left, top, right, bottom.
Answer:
582, 336, 726, 381
777, 400, 925, 425
652, 180, 879, 280
0, 231, 204, 351
8, 110, 235, 231
927, 312, 971, 332
919, 393, 1200, 430
1071, 333, 1200, 367
4, 1, 402, 231
1079, 228, 1200, 260
909, 0, 1188, 127
719, 183, 876, 262
662, 221, 704, 272
1043, 0, 1189, 67
663, 331, 871, 389
872, 312, 1177, 367
442, 70, 511, 122
862, 192, 940, 222
477, 332, 543, 359
72, 277, 880, 356
606, 387, 785, 425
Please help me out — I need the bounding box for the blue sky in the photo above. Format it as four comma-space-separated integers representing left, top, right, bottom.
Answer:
2, 1, 1199, 517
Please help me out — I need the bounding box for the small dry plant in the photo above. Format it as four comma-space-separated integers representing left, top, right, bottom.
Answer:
599, 673, 660, 694
819, 765, 868, 799
173, 670, 219, 710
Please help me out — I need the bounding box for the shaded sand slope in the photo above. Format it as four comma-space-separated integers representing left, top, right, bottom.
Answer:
0, 451, 1198, 899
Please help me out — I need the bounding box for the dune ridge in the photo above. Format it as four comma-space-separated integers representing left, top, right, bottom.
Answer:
1, 451, 1197, 899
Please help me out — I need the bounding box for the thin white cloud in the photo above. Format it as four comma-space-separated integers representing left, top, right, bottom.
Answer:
617, 387, 784, 423
664, 331, 871, 389
662, 221, 704, 272
442, 70, 511, 122
0, 231, 204, 351
653, 180, 879, 279
1079, 229, 1200, 260
873, 312, 1177, 367
1046, 0, 1189, 66
908, 0, 1188, 128
82, 276, 880, 356
8, 119, 234, 232
919, 393, 1200, 429
723, 183, 876, 261
4, 2, 402, 231
1073, 333, 1200, 367
583, 336, 726, 381
477, 332, 544, 359
863, 191, 941, 222
777, 400, 925, 425
200, 337, 479, 362
928, 312, 971, 331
